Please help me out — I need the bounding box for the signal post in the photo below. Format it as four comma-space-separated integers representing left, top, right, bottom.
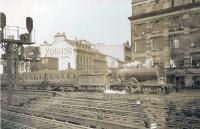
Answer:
0, 12, 34, 105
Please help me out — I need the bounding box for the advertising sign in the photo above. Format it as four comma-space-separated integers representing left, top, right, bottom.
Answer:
40, 41, 76, 70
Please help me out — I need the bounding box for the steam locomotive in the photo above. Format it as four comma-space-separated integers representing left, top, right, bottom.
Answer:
1, 67, 172, 94
110, 67, 172, 94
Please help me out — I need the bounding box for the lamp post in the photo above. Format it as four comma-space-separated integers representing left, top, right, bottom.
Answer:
0, 12, 34, 105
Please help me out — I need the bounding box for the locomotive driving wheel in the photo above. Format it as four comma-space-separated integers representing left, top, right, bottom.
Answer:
142, 88, 151, 94
126, 77, 140, 93
156, 87, 164, 94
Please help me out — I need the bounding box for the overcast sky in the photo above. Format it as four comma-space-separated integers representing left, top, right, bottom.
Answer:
1, 0, 132, 45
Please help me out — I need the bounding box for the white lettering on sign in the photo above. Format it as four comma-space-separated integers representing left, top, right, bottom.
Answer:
40, 41, 76, 70
45, 48, 72, 56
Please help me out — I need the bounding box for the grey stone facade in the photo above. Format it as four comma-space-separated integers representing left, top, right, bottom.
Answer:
129, 0, 200, 88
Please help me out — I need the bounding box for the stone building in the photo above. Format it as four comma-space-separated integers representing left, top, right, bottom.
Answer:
93, 52, 107, 73
129, 0, 200, 88
40, 32, 107, 74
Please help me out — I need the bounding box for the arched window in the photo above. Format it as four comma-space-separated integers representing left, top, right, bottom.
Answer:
83, 56, 85, 64
80, 56, 82, 64
86, 57, 88, 64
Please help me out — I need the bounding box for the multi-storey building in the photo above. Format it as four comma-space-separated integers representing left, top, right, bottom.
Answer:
40, 32, 107, 74
129, 0, 200, 88
93, 52, 107, 73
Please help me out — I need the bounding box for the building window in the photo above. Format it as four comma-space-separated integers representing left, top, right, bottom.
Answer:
151, 37, 164, 51
56, 74, 59, 79
192, 76, 200, 88
77, 56, 79, 63
190, 32, 200, 48
153, 0, 164, 11
41, 75, 43, 80
80, 56, 82, 64
151, 20, 162, 33
134, 23, 146, 37
173, 39, 180, 48
134, 4, 145, 15
169, 16, 183, 31
179, 60, 184, 67
135, 40, 146, 53
173, 54, 184, 67
34, 75, 36, 80
190, 13, 200, 28
191, 53, 200, 67
68, 62, 71, 69
174, 0, 191, 6
170, 37, 180, 49
83, 56, 85, 64
151, 40, 159, 50
191, 41, 200, 48
86, 57, 88, 64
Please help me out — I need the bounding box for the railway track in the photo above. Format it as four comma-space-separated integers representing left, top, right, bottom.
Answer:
1, 110, 90, 129
2, 106, 146, 129
2, 90, 200, 129
23, 93, 200, 129
22, 97, 148, 127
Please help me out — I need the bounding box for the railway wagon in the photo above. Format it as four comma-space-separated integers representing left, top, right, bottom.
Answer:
1, 70, 110, 92
18, 69, 78, 91
77, 73, 110, 92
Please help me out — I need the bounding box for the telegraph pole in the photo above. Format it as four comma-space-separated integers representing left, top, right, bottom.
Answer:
0, 12, 34, 105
